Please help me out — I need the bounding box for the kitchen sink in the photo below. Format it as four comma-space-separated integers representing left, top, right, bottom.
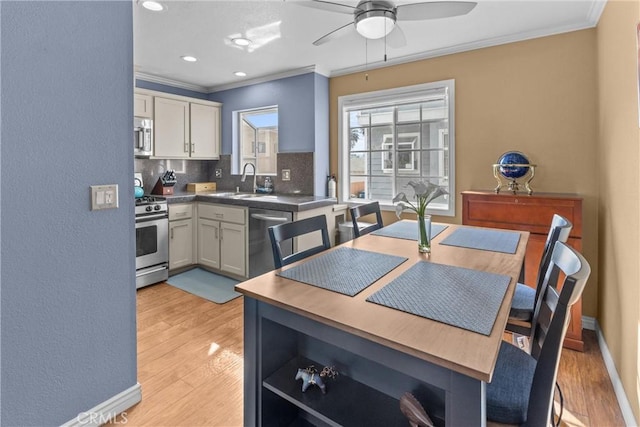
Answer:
230, 193, 266, 199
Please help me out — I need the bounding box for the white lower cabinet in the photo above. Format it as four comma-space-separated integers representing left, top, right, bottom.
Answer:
197, 203, 247, 277
169, 204, 195, 270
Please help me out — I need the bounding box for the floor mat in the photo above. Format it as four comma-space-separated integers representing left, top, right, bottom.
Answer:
166, 268, 242, 304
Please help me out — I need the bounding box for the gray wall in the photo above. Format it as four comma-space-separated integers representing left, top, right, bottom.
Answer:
1, 1, 137, 424
211, 72, 329, 195
211, 72, 319, 154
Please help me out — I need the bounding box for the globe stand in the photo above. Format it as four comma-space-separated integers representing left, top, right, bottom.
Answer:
492, 163, 536, 195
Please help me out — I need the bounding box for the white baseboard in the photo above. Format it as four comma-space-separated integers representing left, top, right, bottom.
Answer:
593, 320, 638, 427
582, 315, 596, 331
62, 382, 142, 427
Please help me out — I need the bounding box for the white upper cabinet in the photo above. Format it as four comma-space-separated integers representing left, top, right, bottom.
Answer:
135, 89, 221, 159
190, 103, 220, 159
154, 97, 190, 158
134, 93, 153, 118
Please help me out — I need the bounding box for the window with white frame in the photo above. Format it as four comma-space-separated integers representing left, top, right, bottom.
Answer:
233, 106, 278, 175
338, 80, 455, 216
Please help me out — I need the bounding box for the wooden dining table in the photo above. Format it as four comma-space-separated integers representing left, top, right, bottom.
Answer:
236, 220, 529, 427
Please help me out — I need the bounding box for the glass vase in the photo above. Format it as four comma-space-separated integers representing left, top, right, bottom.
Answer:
417, 214, 432, 253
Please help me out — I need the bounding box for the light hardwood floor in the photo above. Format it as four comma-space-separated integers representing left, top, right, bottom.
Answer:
120, 282, 625, 426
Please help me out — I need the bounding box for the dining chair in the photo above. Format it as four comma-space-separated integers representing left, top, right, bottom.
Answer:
399, 241, 591, 427
268, 215, 331, 269
486, 241, 591, 426
507, 214, 572, 336
349, 201, 383, 238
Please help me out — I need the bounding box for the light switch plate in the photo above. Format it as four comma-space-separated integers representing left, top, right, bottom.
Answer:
91, 184, 119, 211
282, 169, 291, 181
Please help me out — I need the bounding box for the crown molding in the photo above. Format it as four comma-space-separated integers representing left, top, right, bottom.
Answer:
586, 0, 607, 26
134, 72, 209, 93
208, 65, 326, 93
330, 21, 600, 78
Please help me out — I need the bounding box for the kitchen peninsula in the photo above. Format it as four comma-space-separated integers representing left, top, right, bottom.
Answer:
165, 191, 343, 279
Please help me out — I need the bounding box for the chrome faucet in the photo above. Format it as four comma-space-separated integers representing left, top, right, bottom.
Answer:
241, 162, 257, 193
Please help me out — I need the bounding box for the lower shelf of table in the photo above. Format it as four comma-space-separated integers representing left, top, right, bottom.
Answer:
262, 356, 444, 427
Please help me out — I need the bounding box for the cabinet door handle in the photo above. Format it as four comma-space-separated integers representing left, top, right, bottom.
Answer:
170, 228, 174, 239
184, 141, 189, 153
215, 213, 224, 219
215, 227, 218, 239
191, 142, 195, 153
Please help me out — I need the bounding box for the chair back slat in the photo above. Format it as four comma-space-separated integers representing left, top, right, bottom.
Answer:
268, 215, 331, 269
524, 242, 590, 427
349, 202, 383, 238
534, 214, 572, 301
507, 214, 572, 336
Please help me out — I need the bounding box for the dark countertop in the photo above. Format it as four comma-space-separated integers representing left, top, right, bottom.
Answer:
165, 191, 339, 212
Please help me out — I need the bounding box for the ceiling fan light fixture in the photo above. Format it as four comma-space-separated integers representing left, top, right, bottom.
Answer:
232, 37, 252, 47
355, 10, 396, 40
140, 1, 164, 12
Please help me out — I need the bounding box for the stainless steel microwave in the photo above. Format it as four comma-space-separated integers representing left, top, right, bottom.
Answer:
134, 117, 153, 157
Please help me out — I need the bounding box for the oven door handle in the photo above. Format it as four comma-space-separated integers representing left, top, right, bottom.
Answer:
136, 213, 168, 223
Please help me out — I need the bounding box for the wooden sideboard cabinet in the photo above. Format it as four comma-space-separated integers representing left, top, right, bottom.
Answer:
461, 190, 584, 351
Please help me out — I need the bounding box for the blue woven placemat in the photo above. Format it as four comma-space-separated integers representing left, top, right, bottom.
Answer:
367, 261, 511, 335
371, 220, 448, 241
439, 227, 520, 254
277, 247, 408, 296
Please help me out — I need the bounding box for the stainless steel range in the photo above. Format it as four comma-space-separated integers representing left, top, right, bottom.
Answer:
135, 194, 169, 288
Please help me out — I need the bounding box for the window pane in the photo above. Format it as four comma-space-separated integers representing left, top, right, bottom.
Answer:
397, 103, 421, 123
350, 111, 369, 127
241, 120, 255, 157
349, 176, 367, 199
397, 150, 420, 176
349, 128, 369, 151
422, 99, 447, 120
256, 128, 277, 174
373, 148, 393, 174
350, 152, 368, 175
369, 107, 394, 125
371, 125, 393, 150
421, 149, 448, 178
368, 175, 394, 202
421, 121, 448, 149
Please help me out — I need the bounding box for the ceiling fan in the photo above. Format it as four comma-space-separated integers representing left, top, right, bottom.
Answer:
304, 0, 477, 47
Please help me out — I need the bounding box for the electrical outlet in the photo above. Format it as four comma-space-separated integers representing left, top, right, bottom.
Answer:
215, 168, 222, 178
282, 169, 291, 181
91, 184, 119, 210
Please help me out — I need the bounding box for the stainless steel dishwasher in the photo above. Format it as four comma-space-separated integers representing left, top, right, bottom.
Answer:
249, 208, 293, 278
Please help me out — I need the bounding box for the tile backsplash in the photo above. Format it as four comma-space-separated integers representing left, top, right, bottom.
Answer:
134, 152, 315, 195
134, 158, 213, 193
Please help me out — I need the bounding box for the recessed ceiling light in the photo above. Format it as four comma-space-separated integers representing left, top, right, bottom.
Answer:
232, 38, 251, 47
234, 71, 247, 77
181, 56, 197, 62
141, 1, 164, 12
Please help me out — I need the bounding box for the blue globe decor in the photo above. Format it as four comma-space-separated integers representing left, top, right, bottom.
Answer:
498, 151, 530, 179
492, 151, 537, 195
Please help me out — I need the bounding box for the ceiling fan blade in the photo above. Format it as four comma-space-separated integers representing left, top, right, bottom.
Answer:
297, 0, 357, 14
313, 22, 353, 46
396, 1, 477, 21
386, 25, 406, 48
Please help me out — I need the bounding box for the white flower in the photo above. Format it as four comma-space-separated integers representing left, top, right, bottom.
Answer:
393, 180, 448, 218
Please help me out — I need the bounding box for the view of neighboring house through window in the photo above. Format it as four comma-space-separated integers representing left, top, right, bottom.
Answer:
340, 80, 455, 216
238, 106, 278, 175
